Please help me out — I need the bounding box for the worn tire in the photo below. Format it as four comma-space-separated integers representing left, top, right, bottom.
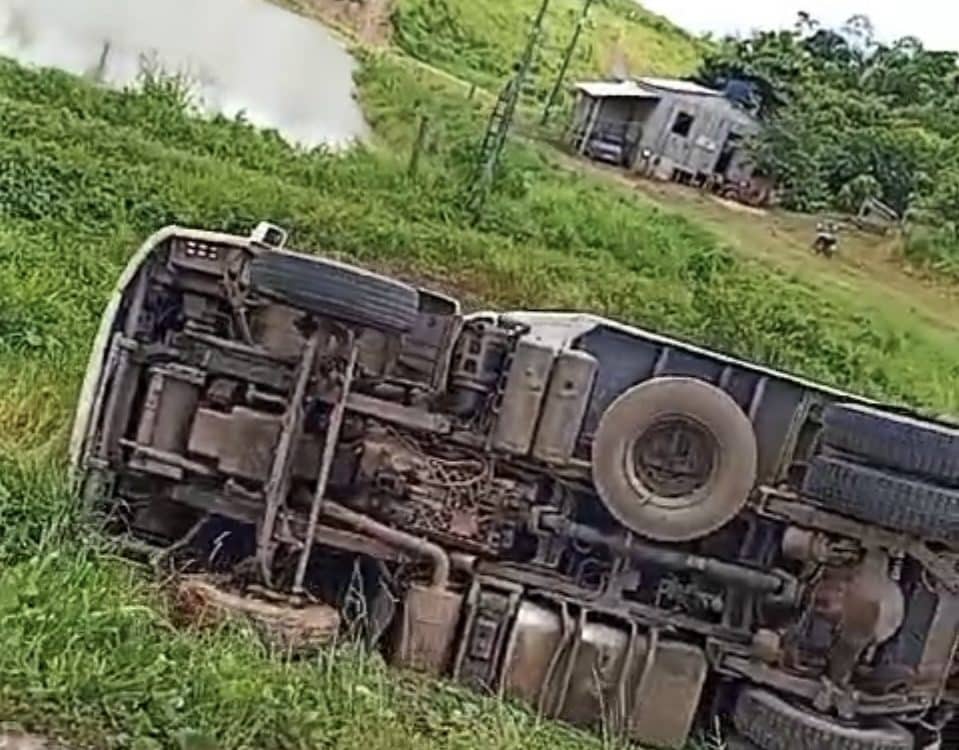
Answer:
249, 250, 420, 334
591, 377, 758, 542
823, 403, 959, 486
733, 688, 913, 750
803, 455, 959, 544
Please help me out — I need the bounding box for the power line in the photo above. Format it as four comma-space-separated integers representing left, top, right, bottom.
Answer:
542, 0, 595, 126
467, 0, 551, 220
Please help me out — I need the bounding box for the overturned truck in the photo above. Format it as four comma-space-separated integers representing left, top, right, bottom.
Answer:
72, 224, 959, 749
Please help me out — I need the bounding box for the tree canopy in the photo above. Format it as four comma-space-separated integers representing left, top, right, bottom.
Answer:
696, 14, 959, 276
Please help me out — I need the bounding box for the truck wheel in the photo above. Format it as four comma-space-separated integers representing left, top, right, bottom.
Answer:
823, 403, 959, 486
249, 250, 420, 334
803, 455, 959, 544
733, 688, 913, 750
591, 377, 757, 542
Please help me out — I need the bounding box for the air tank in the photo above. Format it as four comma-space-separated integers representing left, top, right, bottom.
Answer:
492, 338, 556, 454
533, 349, 598, 464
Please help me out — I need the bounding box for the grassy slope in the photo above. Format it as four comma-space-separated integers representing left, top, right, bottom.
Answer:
391, 0, 704, 94
1, 15, 959, 750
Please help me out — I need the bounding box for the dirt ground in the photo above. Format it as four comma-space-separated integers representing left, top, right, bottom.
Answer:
0, 733, 60, 750
271, 0, 393, 45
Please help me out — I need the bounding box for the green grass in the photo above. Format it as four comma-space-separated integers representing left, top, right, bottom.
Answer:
0, 458, 612, 750
1, 34, 959, 749
391, 0, 704, 97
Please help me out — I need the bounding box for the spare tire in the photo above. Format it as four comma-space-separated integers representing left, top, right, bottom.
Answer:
249, 250, 420, 334
803, 455, 959, 544
733, 688, 913, 750
591, 377, 758, 542
823, 403, 959, 486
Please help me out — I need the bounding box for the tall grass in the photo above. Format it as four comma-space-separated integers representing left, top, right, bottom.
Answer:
904, 224, 959, 282
0, 43, 958, 748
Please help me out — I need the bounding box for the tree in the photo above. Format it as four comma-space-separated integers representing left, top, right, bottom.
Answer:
697, 14, 959, 221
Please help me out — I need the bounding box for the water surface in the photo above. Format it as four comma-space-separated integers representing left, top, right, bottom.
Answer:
0, 0, 369, 147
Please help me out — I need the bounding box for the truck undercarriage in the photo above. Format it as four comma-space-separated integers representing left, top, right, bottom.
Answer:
72, 224, 959, 749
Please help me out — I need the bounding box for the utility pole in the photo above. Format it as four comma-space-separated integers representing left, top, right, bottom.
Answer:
542, 0, 594, 125
408, 114, 430, 178
467, 0, 551, 220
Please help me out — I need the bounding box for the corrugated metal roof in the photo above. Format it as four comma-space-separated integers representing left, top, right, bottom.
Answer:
574, 80, 661, 99
636, 77, 721, 97
575, 77, 723, 100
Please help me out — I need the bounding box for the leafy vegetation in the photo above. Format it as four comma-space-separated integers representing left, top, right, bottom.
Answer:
2, 10, 959, 747
0, 459, 610, 750
697, 13, 959, 277
391, 0, 704, 98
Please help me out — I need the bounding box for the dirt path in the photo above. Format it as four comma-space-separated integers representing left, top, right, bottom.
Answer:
555, 154, 959, 337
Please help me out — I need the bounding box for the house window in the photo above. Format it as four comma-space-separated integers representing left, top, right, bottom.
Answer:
671, 111, 695, 137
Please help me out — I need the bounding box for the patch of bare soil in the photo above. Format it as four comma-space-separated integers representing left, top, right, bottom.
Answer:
0, 732, 63, 750
173, 575, 340, 653
276, 0, 393, 45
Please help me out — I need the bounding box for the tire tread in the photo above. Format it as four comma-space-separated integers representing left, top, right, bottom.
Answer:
733, 688, 913, 750
823, 403, 959, 485
250, 251, 419, 333
803, 455, 959, 544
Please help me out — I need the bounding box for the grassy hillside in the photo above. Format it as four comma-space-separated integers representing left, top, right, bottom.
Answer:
391, 0, 704, 95
2, 31, 959, 750
272, 0, 704, 98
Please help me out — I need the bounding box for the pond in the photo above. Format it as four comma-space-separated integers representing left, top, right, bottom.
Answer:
0, 0, 369, 147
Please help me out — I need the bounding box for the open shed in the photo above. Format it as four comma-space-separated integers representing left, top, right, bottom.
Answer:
568, 77, 762, 184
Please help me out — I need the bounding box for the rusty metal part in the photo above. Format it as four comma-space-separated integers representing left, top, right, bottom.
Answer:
322, 502, 450, 589
761, 490, 959, 593
480, 561, 753, 645
819, 549, 905, 686
318, 390, 451, 434
170, 483, 401, 562
222, 264, 255, 346
293, 338, 359, 593
782, 526, 832, 563
256, 330, 321, 585
361, 428, 533, 553
914, 587, 959, 697
540, 515, 792, 599
722, 654, 934, 717
393, 584, 464, 674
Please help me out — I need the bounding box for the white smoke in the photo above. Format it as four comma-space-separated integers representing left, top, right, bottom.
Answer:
0, 0, 369, 147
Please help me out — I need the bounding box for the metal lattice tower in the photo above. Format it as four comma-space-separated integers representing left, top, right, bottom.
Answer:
542, 0, 595, 125
467, 0, 551, 219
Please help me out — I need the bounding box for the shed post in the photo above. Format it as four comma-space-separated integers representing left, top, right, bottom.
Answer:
578, 96, 602, 154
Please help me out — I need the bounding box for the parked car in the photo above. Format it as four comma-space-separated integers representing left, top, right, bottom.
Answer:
73, 223, 959, 749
